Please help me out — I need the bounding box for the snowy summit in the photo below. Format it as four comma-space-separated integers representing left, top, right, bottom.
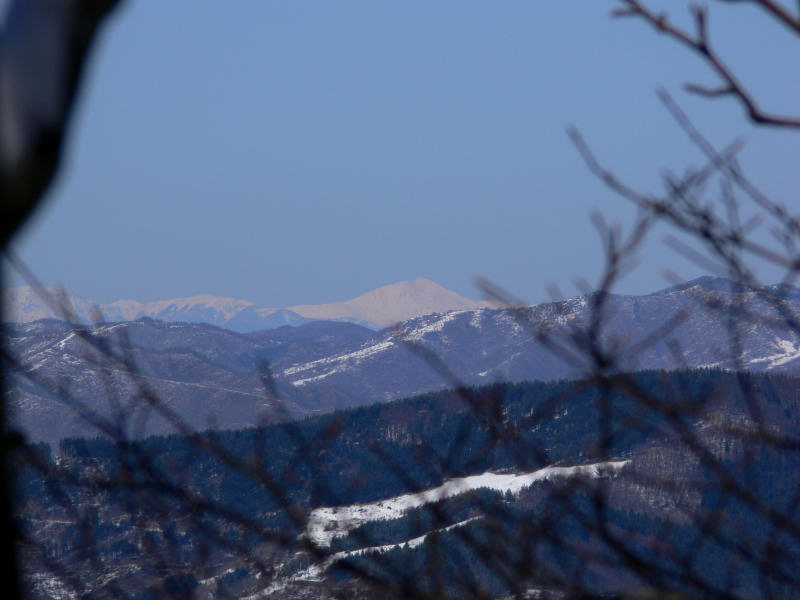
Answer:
3, 278, 490, 332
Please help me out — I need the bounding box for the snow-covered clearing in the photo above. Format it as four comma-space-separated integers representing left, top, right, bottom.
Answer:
306, 460, 629, 547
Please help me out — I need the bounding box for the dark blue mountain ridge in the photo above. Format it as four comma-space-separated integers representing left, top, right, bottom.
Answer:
6, 276, 800, 442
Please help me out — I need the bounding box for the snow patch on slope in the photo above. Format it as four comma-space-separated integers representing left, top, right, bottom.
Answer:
305, 460, 628, 548
747, 337, 800, 369
400, 310, 467, 342
305, 518, 479, 582
246, 518, 480, 598
283, 340, 396, 386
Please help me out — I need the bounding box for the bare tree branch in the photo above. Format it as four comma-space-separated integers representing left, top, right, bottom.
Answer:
613, 0, 800, 128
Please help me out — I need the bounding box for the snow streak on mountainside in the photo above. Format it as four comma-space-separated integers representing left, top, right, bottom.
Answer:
239, 460, 630, 597
246, 460, 631, 596
305, 461, 629, 548
276, 276, 800, 407
3, 278, 489, 332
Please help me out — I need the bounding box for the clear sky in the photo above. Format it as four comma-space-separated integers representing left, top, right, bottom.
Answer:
5, 1, 800, 306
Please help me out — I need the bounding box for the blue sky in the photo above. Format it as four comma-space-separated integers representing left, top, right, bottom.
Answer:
6, 1, 800, 306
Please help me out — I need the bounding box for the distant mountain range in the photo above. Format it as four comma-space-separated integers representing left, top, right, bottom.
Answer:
7, 276, 800, 443
3, 278, 490, 331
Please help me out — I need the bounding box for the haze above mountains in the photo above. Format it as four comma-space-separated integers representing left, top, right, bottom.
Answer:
3, 277, 490, 331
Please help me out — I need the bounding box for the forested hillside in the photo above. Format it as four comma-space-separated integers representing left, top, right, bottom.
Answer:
16, 369, 800, 598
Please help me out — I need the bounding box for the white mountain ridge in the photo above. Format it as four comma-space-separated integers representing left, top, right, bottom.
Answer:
3, 278, 491, 331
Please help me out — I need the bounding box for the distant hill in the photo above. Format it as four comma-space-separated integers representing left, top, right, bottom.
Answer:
3, 278, 490, 332
7, 276, 800, 442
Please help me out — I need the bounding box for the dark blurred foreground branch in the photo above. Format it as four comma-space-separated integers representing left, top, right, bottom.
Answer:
1, 2, 124, 598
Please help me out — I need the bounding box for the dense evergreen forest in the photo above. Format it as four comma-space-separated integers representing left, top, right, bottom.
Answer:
15, 368, 800, 598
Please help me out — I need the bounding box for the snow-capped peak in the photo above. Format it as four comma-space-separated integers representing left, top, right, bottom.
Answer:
3, 279, 489, 332
288, 278, 489, 327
